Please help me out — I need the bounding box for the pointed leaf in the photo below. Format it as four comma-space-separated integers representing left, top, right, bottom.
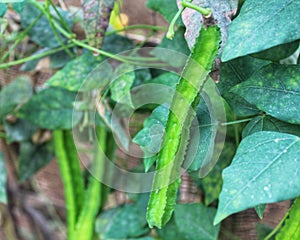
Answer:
19, 141, 54, 182
46, 52, 112, 92
214, 131, 300, 224
17, 87, 83, 129
157, 203, 220, 240
231, 64, 300, 124
0, 76, 32, 122
222, 0, 300, 61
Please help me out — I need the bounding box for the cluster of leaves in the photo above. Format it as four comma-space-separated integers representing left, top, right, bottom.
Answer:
0, 0, 300, 239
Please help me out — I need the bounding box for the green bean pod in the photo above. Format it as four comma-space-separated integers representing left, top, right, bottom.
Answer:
146, 25, 221, 228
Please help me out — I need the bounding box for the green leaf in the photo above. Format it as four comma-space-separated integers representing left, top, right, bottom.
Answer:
255, 204, 266, 219
21, 2, 74, 48
4, 119, 38, 143
46, 52, 112, 92
251, 40, 300, 61
214, 131, 300, 225
95, 204, 149, 239
146, 72, 179, 88
133, 104, 169, 172
186, 97, 216, 172
13, 0, 27, 14
242, 115, 300, 139
102, 34, 135, 54
219, 56, 270, 116
0, 76, 32, 122
151, 27, 190, 67
146, 0, 183, 25
19, 141, 54, 182
0, 151, 7, 204
200, 142, 235, 205
0, 3, 7, 17
17, 87, 83, 129
110, 64, 135, 106
231, 64, 300, 124
222, 0, 300, 61
132, 69, 152, 87
276, 198, 300, 240
157, 203, 220, 240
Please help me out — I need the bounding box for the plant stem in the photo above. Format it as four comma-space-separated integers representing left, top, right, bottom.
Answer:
0, 43, 76, 69
45, 0, 74, 57
220, 118, 253, 126
264, 210, 290, 240
0, 13, 43, 63
181, 1, 212, 17
106, 24, 167, 36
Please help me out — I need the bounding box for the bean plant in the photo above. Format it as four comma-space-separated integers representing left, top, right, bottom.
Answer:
0, 0, 299, 239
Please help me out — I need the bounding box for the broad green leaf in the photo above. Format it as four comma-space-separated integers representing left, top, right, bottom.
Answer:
242, 115, 300, 139
251, 40, 300, 61
132, 69, 152, 87
146, 72, 179, 88
110, 64, 135, 106
222, 0, 300, 61
157, 203, 220, 240
200, 142, 235, 205
133, 104, 169, 172
95, 204, 149, 239
214, 131, 300, 225
17, 87, 83, 129
0, 3, 7, 17
46, 52, 112, 92
146, 0, 183, 25
21, 2, 74, 48
0, 76, 32, 122
4, 119, 38, 143
19, 141, 54, 182
151, 27, 190, 67
0, 151, 7, 204
219, 56, 270, 116
231, 64, 300, 124
12, 0, 27, 14
255, 204, 266, 219
276, 198, 300, 240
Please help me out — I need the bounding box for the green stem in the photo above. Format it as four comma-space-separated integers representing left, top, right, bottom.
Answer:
181, 1, 212, 16
264, 210, 290, 240
75, 126, 107, 240
0, 13, 43, 63
45, 0, 74, 57
220, 118, 253, 126
53, 130, 76, 240
0, 43, 76, 69
166, 0, 193, 39
106, 24, 167, 36
48, 0, 73, 34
